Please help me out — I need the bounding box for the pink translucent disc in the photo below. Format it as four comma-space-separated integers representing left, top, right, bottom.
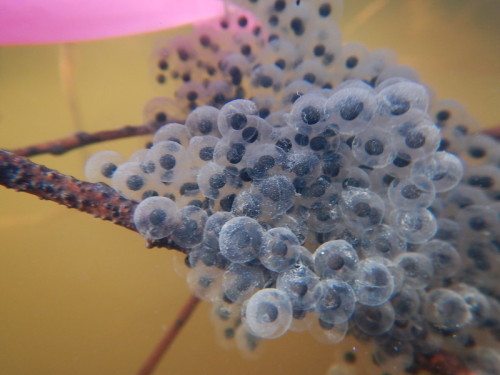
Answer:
0, 0, 225, 45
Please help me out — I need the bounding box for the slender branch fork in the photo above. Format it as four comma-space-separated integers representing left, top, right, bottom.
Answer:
9, 118, 180, 158
10, 123, 157, 157
483, 125, 500, 140
137, 295, 200, 375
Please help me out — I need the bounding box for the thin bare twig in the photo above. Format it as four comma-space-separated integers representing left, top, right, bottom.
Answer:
9, 117, 182, 158
483, 125, 500, 140
0, 149, 187, 253
137, 294, 200, 375
10, 123, 157, 157
415, 351, 475, 375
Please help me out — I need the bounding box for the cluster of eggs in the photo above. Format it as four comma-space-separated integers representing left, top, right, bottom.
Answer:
84, 0, 500, 373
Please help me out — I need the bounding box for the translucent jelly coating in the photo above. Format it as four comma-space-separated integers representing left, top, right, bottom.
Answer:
185, 105, 221, 137
388, 175, 436, 209
217, 99, 258, 135
244, 288, 293, 339
411, 151, 464, 192
202, 211, 235, 250
418, 240, 461, 279
340, 187, 385, 228
395, 253, 434, 289
391, 114, 440, 161
309, 319, 348, 345
259, 227, 301, 272
354, 302, 395, 336
389, 208, 437, 244
133, 196, 179, 240
360, 224, 407, 259
171, 205, 208, 248
351, 127, 396, 168
153, 123, 192, 147
353, 258, 395, 306
324, 86, 376, 135
287, 92, 327, 133
187, 264, 224, 302
219, 216, 265, 263
277, 263, 319, 315
111, 161, 150, 201
144, 140, 189, 186
313, 278, 356, 325
84, 150, 125, 183
424, 289, 471, 331
375, 80, 429, 121
391, 287, 421, 321
313, 240, 359, 281
222, 263, 266, 304
188, 135, 219, 167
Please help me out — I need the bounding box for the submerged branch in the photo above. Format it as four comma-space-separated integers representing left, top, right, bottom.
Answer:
416, 351, 475, 375
10, 122, 161, 157
137, 294, 200, 375
0, 150, 187, 253
483, 124, 500, 140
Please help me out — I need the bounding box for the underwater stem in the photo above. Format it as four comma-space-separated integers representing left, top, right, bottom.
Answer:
137, 294, 200, 375
0, 149, 187, 253
10, 122, 162, 157
483, 124, 500, 140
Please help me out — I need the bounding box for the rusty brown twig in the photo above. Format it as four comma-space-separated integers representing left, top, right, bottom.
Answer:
10, 122, 162, 158
483, 125, 500, 140
415, 351, 475, 375
0, 149, 187, 253
137, 294, 200, 375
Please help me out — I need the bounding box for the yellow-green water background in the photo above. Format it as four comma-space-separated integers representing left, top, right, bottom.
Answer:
0, 1, 499, 374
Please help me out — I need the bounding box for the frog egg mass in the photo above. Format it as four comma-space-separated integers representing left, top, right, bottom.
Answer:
84, 1, 500, 373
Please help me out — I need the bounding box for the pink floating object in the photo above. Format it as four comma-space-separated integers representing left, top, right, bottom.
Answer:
0, 0, 225, 45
